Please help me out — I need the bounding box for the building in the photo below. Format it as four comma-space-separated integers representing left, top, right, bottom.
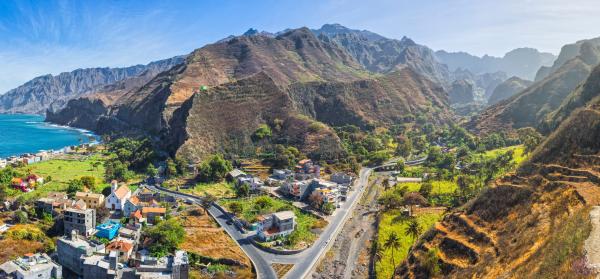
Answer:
105, 181, 131, 211
0, 159, 7, 169
141, 207, 166, 224
105, 240, 134, 263
35, 192, 71, 215
123, 196, 141, 218
133, 250, 189, 279
226, 169, 246, 181
57, 231, 105, 276
271, 169, 294, 181
236, 174, 263, 191
76, 192, 105, 209
64, 204, 96, 237
280, 179, 314, 200
331, 172, 353, 186
0, 253, 62, 279
82, 251, 124, 279
295, 159, 320, 179
96, 221, 121, 240
256, 211, 296, 241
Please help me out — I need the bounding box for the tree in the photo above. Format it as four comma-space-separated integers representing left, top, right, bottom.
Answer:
323, 202, 336, 215
517, 127, 543, 154
403, 192, 428, 216
66, 179, 84, 197
146, 164, 159, 177
252, 124, 272, 141
236, 183, 250, 198
418, 182, 433, 199
405, 218, 422, 240
395, 160, 405, 173
198, 154, 233, 182
395, 135, 412, 158
165, 158, 178, 178
144, 218, 185, 257
80, 176, 96, 190
382, 178, 390, 190
228, 202, 243, 216
201, 194, 217, 214
384, 231, 401, 276
254, 196, 273, 211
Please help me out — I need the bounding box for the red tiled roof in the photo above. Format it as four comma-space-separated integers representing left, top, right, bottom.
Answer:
142, 207, 166, 214
106, 240, 133, 252
131, 210, 142, 220
114, 185, 131, 199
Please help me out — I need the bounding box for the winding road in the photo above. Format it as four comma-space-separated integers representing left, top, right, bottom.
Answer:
148, 166, 373, 279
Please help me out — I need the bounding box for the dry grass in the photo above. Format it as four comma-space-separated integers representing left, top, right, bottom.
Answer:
179, 208, 251, 267
272, 263, 294, 278
0, 239, 45, 263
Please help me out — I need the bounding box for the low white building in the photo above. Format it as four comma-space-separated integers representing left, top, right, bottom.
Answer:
0, 253, 62, 279
256, 211, 297, 241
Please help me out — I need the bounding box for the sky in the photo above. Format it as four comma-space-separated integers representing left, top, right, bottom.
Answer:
1, 0, 600, 93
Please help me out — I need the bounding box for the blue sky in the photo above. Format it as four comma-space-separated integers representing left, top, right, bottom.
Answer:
1, 0, 600, 93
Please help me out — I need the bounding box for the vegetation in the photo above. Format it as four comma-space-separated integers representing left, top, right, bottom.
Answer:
220, 196, 321, 248
104, 137, 156, 181
144, 218, 186, 257
197, 154, 233, 183
376, 212, 441, 279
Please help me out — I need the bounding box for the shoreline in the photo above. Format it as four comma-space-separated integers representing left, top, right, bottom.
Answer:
0, 114, 101, 162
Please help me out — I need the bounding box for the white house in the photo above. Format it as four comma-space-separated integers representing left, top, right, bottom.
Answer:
105, 180, 132, 211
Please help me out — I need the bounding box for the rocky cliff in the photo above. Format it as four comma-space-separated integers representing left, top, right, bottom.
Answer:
0, 56, 185, 114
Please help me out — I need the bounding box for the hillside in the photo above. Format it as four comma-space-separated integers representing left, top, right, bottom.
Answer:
0, 56, 185, 114
399, 92, 600, 279
468, 39, 600, 135
48, 27, 453, 162
488, 76, 532, 105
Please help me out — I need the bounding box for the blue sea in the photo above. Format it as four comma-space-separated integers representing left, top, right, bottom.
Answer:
0, 114, 96, 158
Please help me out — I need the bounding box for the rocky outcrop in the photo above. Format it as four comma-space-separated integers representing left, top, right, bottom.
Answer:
0, 56, 185, 114
313, 24, 450, 85
535, 37, 600, 81
487, 76, 532, 105
448, 79, 475, 104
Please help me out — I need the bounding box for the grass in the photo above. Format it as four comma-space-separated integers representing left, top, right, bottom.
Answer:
8, 154, 108, 201
220, 195, 321, 248
182, 182, 236, 199
398, 180, 458, 195
483, 145, 527, 166
376, 211, 442, 279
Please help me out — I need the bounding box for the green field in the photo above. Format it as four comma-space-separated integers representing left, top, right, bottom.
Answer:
220, 195, 321, 247
8, 154, 108, 200
483, 144, 527, 166
399, 180, 458, 195
376, 212, 442, 279
181, 181, 236, 199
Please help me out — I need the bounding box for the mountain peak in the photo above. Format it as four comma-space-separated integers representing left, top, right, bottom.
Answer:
243, 28, 259, 36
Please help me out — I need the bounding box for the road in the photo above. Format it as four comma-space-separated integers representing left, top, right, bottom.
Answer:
149, 166, 373, 279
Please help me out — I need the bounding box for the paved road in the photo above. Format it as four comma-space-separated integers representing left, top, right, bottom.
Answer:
149, 166, 374, 279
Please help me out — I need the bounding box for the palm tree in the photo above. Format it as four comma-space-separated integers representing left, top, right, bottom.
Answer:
384, 232, 401, 278
405, 218, 422, 241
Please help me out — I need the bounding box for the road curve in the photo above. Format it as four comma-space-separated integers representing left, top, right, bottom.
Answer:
149, 166, 373, 279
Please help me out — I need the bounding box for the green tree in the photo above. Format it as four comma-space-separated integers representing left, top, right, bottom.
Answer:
144, 218, 185, 257
384, 231, 401, 276
66, 179, 84, 197
395, 135, 412, 158
228, 202, 243, 216
254, 196, 273, 210
517, 127, 543, 154
146, 164, 159, 177
201, 194, 217, 214
252, 124, 272, 141
198, 154, 233, 182
405, 218, 422, 240
236, 183, 250, 198
165, 158, 178, 178
14, 210, 28, 223
80, 176, 96, 190
418, 182, 433, 199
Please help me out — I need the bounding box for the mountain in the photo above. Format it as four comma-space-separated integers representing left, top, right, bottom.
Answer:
0, 56, 185, 114
487, 76, 532, 105
436, 48, 556, 81
448, 79, 475, 104
451, 69, 508, 101
468, 38, 600, 135
312, 24, 450, 86
535, 37, 600, 81
399, 84, 600, 279
48, 27, 453, 162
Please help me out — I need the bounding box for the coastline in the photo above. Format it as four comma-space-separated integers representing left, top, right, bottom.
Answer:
0, 114, 101, 162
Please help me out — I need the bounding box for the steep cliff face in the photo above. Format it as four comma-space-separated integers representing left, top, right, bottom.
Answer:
400, 93, 600, 279
0, 56, 185, 114
487, 76, 532, 105
313, 24, 450, 85
468, 40, 600, 135
448, 79, 475, 104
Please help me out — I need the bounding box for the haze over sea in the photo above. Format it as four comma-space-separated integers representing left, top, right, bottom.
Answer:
0, 114, 94, 158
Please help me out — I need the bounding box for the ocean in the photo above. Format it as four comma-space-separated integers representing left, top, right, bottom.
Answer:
0, 114, 96, 158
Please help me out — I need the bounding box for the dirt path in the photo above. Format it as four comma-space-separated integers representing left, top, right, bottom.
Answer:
585, 206, 600, 275
311, 177, 381, 279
